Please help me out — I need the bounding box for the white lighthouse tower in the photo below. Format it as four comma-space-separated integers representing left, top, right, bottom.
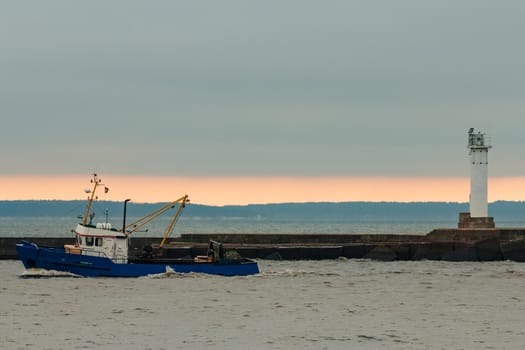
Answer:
469, 128, 491, 217
459, 128, 495, 228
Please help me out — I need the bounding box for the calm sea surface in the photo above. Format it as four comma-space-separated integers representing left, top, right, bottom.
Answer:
3, 216, 525, 238
3, 218, 525, 349
2, 259, 525, 349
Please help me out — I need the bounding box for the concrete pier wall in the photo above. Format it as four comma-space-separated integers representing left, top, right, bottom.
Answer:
3, 228, 525, 261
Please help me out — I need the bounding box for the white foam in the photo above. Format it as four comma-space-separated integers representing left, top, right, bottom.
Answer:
19, 268, 80, 278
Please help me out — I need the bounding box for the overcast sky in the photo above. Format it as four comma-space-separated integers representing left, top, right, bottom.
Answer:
2, 1, 524, 177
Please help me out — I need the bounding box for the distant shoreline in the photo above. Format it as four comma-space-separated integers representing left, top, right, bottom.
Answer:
1, 200, 525, 221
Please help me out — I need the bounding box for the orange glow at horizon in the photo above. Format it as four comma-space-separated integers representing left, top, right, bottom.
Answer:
0, 175, 524, 205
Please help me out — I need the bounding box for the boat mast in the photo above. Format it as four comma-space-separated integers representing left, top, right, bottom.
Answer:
82, 173, 107, 226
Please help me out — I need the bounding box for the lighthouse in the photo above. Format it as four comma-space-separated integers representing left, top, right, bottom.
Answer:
458, 128, 495, 228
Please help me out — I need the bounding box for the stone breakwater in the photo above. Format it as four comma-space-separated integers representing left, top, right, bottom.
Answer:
2, 228, 525, 261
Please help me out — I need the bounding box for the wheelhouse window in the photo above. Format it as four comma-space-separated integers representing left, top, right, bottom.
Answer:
85, 236, 94, 246
95, 237, 103, 247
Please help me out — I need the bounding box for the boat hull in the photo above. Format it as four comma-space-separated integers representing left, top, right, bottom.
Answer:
16, 241, 259, 277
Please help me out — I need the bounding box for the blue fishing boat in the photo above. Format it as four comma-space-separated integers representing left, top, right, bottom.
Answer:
16, 174, 259, 277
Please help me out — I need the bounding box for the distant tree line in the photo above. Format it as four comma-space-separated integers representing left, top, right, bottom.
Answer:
0, 200, 524, 221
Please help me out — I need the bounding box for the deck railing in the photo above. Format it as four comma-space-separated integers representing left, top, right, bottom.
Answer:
81, 248, 128, 263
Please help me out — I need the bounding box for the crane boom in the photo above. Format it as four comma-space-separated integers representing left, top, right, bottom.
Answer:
159, 197, 188, 249
123, 195, 190, 247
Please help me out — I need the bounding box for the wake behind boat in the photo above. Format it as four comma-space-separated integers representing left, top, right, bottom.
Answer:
16, 174, 259, 277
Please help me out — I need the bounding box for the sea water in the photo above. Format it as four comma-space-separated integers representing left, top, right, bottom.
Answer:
2, 259, 525, 349
3, 216, 525, 238
3, 218, 525, 349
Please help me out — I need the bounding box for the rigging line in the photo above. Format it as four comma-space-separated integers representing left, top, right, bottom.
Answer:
92, 201, 115, 222
62, 200, 88, 217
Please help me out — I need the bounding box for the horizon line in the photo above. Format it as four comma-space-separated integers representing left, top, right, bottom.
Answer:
2, 199, 525, 206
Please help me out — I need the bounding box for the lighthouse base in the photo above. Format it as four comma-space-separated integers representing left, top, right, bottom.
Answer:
458, 212, 495, 229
